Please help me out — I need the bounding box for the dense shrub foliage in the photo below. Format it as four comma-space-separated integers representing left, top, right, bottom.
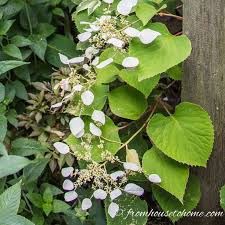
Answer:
0, 0, 218, 225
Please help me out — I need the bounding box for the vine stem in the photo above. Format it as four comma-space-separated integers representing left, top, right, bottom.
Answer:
158, 12, 183, 21
100, 136, 123, 145
117, 101, 159, 151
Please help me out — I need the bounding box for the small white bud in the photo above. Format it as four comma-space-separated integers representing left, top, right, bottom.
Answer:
81, 90, 95, 106
53, 142, 70, 155
148, 174, 162, 184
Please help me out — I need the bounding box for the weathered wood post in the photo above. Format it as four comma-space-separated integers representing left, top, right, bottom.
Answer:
179, 0, 225, 224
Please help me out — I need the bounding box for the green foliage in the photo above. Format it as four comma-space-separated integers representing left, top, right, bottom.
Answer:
108, 85, 148, 120
220, 185, 225, 210
152, 175, 201, 222
147, 102, 214, 166
0, 155, 31, 178
0, 181, 35, 225
142, 147, 189, 202
105, 194, 148, 225
0, 1, 215, 225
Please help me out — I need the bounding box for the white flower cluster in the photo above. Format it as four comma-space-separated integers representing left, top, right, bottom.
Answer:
54, 140, 162, 218
50, 0, 163, 219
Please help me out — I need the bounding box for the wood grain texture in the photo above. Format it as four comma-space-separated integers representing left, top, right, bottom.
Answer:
179, 0, 225, 224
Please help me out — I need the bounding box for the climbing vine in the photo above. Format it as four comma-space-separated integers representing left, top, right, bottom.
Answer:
15, 0, 214, 224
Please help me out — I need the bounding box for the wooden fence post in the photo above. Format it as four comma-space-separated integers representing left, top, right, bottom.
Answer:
179, 0, 225, 224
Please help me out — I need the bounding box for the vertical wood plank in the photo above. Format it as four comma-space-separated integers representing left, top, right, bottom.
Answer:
180, 0, 225, 224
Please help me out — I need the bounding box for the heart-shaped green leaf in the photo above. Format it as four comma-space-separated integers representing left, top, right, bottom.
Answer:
129, 34, 191, 80
152, 175, 201, 222
108, 85, 148, 120
142, 147, 189, 202
147, 102, 214, 166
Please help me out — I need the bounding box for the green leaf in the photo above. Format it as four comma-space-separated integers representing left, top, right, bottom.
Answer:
36, 23, 56, 38
0, 0, 8, 6
12, 80, 28, 100
108, 85, 148, 120
166, 64, 182, 80
42, 202, 53, 216
142, 147, 189, 202
147, 102, 214, 166
0, 181, 21, 214
119, 69, 160, 98
0, 115, 7, 142
67, 84, 109, 116
0, 215, 35, 225
28, 34, 47, 61
3, 44, 22, 59
105, 194, 148, 225
46, 34, 79, 67
0, 60, 29, 76
0, 0, 24, 19
14, 65, 31, 83
0, 20, 14, 35
26, 193, 43, 208
43, 187, 53, 203
6, 109, 18, 127
136, 3, 157, 25
0, 156, 31, 178
65, 117, 120, 162
52, 199, 70, 213
23, 158, 49, 184
220, 185, 225, 210
0, 143, 8, 156
129, 34, 191, 80
11, 35, 32, 47
12, 138, 48, 156
152, 175, 201, 222
0, 82, 5, 102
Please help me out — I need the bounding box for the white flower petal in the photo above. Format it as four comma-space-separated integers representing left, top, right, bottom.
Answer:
64, 191, 78, 202
108, 202, 119, 218
110, 189, 122, 201
107, 38, 125, 48
110, 171, 125, 181
93, 189, 107, 200
139, 29, 161, 44
103, 0, 114, 3
96, 58, 113, 69
98, 16, 111, 24
63, 179, 74, 191
92, 57, 100, 66
148, 174, 162, 184
117, 1, 133, 16
73, 84, 83, 92
123, 27, 140, 37
89, 24, 100, 32
124, 183, 144, 196
85, 47, 99, 59
91, 110, 106, 125
69, 117, 85, 136
59, 53, 69, 64
122, 57, 139, 68
60, 79, 70, 91
123, 162, 140, 171
77, 32, 92, 42
81, 90, 94, 106
89, 123, 102, 137
125, 0, 138, 7
75, 129, 85, 138
51, 102, 63, 109
69, 56, 85, 64
61, 167, 74, 177
82, 198, 92, 210
83, 64, 91, 71
53, 142, 70, 155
